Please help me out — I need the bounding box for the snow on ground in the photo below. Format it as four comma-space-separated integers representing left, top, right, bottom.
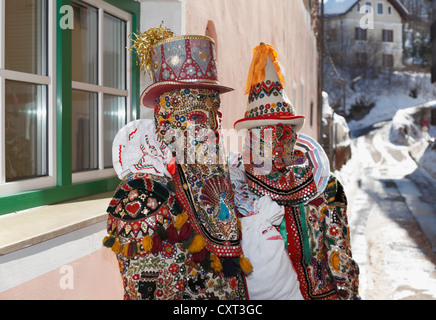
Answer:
329, 73, 436, 299
346, 72, 436, 132
388, 100, 436, 179
419, 142, 436, 179
335, 118, 436, 300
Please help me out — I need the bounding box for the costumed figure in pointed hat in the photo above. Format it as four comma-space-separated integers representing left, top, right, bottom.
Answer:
103, 25, 251, 300
230, 43, 360, 300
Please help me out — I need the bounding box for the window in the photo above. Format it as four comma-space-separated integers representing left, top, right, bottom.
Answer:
377, 3, 383, 14
365, 2, 372, 13
356, 2, 360, 12
0, 0, 139, 214
382, 29, 394, 42
355, 52, 368, 64
388, 6, 392, 14
382, 54, 394, 67
355, 27, 367, 41
71, 0, 130, 182
328, 28, 337, 41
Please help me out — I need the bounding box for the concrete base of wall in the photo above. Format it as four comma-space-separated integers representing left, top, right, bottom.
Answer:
0, 248, 123, 300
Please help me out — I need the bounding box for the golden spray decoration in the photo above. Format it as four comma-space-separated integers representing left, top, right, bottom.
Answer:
127, 22, 174, 78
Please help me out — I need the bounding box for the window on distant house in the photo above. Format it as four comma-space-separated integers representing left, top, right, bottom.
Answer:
328, 28, 337, 41
382, 54, 394, 67
382, 29, 394, 42
355, 52, 368, 64
356, 2, 360, 12
388, 6, 392, 14
355, 27, 367, 41
365, 2, 372, 13
377, 3, 383, 14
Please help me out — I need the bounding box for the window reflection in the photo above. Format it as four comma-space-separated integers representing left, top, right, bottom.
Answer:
104, 13, 127, 89
104, 95, 126, 168
5, 81, 48, 181
72, 0, 98, 84
72, 90, 98, 172
5, 0, 48, 75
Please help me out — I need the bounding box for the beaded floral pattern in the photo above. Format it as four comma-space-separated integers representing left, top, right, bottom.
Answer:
117, 242, 247, 300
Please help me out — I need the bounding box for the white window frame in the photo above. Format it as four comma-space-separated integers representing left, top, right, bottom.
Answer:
365, 1, 372, 13
71, 0, 132, 183
0, 0, 57, 195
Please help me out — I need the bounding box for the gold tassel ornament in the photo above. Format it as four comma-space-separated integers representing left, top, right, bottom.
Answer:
239, 255, 253, 274
142, 235, 153, 252
111, 239, 122, 254
174, 211, 188, 230
188, 234, 206, 253
210, 253, 223, 273
244, 43, 285, 94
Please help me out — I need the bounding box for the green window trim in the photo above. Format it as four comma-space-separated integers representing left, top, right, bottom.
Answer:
0, 0, 140, 216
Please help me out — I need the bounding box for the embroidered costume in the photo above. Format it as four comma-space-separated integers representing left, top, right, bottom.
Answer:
232, 43, 360, 300
103, 26, 250, 300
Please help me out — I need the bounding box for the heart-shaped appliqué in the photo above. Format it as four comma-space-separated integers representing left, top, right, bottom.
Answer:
125, 201, 141, 218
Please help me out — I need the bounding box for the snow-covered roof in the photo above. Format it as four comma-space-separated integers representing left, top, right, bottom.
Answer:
323, 0, 409, 20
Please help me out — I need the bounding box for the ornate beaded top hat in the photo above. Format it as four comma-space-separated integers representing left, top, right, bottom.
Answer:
234, 43, 305, 132
129, 25, 233, 108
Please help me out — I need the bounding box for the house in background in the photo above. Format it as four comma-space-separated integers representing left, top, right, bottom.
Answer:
324, 0, 409, 69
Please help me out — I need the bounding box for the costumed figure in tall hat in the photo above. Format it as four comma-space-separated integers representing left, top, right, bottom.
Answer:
230, 43, 360, 300
103, 25, 251, 300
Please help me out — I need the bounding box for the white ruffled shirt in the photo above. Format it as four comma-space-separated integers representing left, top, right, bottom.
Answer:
112, 119, 173, 180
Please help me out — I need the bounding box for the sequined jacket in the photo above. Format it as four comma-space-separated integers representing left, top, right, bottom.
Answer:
280, 174, 360, 300
229, 154, 360, 300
